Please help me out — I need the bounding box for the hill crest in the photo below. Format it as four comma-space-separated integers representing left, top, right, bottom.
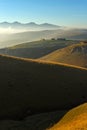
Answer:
40, 42, 87, 68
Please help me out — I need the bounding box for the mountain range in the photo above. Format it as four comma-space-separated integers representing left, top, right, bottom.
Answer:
0, 22, 61, 31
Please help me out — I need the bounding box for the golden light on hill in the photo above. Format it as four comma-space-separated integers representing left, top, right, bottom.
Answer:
40, 42, 87, 68
49, 103, 87, 130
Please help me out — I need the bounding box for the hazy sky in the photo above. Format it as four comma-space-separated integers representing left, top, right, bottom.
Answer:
0, 0, 87, 28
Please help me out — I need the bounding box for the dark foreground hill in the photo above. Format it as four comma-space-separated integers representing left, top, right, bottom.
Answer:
0, 54, 87, 120
0, 40, 78, 58
40, 42, 87, 68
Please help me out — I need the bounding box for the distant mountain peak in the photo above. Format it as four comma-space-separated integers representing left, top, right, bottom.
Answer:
0, 21, 9, 24
41, 23, 55, 25
25, 22, 38, 26
0, 21, 59, 26
2, 21, 9, 24
29, 22, 37, 24
12, 21, 21, 24
41, 22, 59, 25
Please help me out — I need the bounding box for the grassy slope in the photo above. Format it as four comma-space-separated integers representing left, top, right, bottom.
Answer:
0, 54, 87, 119
49, 103, 87, 130
40, 42, 87, 68
0, 40, 78, 58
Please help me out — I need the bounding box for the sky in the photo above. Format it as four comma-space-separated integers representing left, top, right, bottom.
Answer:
0, 0, 87, 28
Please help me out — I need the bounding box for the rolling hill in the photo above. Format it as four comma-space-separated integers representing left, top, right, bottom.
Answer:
0, 54, 87, 120
0, 39, 78, 58
0, 28, 87, 49
0, 29, 63, 48
49, 103, 87, 130
58, 28, 87, 40
40, 42, 87, 68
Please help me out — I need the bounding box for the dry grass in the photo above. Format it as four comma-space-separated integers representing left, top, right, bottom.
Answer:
40, 42, 87, 68
48, 103, 87, 130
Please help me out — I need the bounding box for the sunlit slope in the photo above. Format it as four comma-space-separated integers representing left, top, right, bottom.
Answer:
0, 40, 77, 58
40, 42, 87, 68
0, 54, 87, 119
49, 103, 87, 130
